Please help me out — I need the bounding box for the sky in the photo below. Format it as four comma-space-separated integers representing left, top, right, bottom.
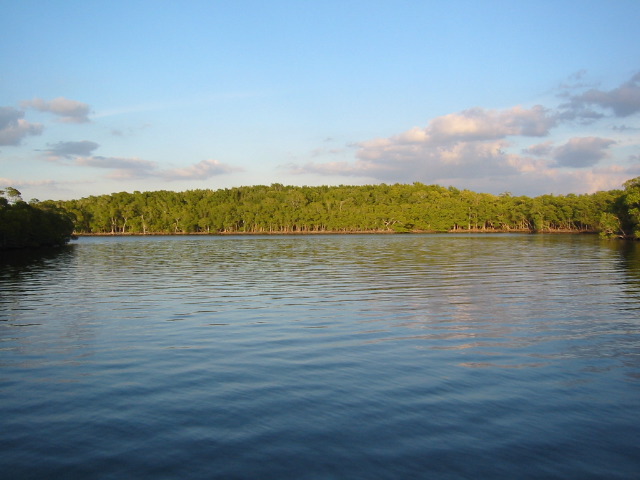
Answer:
1, 0, 639, 201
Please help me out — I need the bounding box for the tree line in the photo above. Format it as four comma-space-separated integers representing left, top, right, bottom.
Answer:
52, 179, 640, 238
1, 188, 75, 249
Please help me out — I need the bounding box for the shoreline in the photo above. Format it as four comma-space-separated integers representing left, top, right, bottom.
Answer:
74, 229, 598, 237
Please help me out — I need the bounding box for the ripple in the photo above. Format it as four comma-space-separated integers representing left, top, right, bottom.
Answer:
1, 234, 640, 478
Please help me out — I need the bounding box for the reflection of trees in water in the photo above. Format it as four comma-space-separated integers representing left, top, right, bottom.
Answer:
0, 244, 96, 372
3, 235, 639, 381
0, 245, 77, 313
350, 236, 640, 378
611, 240, 640, 286
0, 243, 76, 275
598, 240, 640, 380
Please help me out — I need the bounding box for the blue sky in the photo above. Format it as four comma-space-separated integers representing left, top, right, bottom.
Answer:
1, 1, 639, 200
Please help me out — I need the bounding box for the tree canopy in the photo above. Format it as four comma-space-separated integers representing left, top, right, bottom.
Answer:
0, 188, 75, 249
50, 180, 640, 239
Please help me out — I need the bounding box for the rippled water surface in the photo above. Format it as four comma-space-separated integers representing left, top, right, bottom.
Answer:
1, 234, 639, 479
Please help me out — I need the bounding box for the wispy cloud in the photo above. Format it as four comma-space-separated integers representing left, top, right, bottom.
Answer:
524, 137, 616, 168
75, 156, 159, 179
75, 156, 242, 181
613, 124, 640, 132
0, 177, 72, 191
161, 159, 242, 180
0, 106, 43, 146
558, 72, 640, 121
553, 137, 616, 168
92, 92, 260, 119
47, 143, 242, 181
21, 97, 91, 123
522, 141, 554, 157
44, 140, 100, 159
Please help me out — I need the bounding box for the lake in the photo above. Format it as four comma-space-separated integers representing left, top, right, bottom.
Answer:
1, 234, 639, 479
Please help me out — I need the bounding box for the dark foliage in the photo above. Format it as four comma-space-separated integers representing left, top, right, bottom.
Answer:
0, 189, 75, 249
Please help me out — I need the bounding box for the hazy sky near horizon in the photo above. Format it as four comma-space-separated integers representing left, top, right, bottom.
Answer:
1, 0, 639, 200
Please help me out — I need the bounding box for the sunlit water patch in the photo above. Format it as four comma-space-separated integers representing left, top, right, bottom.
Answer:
1, 234, 639, 479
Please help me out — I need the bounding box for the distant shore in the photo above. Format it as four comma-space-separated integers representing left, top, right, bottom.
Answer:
74, 228, 596, 237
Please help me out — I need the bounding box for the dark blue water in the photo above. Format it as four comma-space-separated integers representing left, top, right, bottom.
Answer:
1, 234, 639, 479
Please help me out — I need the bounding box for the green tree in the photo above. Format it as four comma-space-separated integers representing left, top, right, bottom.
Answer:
50, 180, 635, 237
621, 177, 640, 238
0, 188, 74, 249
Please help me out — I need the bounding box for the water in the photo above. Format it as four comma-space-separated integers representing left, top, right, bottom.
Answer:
1, 234, 639, 479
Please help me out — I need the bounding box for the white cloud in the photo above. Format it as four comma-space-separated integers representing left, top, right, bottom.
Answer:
353, 106, 555, 151
0, 106, 43, 145
452, 165, 635, 197
294, 140, 523, 184
21, 97, 91, 123
288, 85, 639, 195
291, 106, 556, 184
425, 105, 555, 142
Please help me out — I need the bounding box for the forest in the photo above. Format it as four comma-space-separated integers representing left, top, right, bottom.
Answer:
50, 178, 640, 239
0, 188, 75, 249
